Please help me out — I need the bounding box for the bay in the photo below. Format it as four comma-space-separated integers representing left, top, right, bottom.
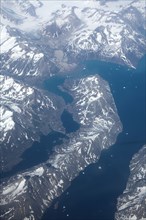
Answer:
1, 54, 145, 220
42, 55, 146, 220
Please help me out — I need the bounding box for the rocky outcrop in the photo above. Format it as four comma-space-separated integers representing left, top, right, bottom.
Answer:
115, 145, 146, 220
0, 75, 122, 220
0, 75, 64, 172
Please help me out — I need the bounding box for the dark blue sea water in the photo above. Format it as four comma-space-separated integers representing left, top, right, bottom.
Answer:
0, 132, 68, 179
1, 109, 81, 179
61, 110, 80, 133
44, 77, 73, 104
1, 91, 77, 179
1, 56, 145, 220
42, 55, 146, 220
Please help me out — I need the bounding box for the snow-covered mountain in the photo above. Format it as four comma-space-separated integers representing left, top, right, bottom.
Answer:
1, 0, 145, 165
1, 0, 146, 82
0, 75, 122, 220
1, 0, 42, 24
115, 145, 146, 220
0, 74, 64, 172
0, 0, 145, 219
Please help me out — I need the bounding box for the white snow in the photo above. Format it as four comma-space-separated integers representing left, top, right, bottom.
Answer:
0, 26, 10, 45
2, 178, 27, 203
96, 33, 102, 43
1, 0, 132, 34
131, 215, 137, 220
1, 36, 16, 54
9, 104, 21, 114
0, 76, 14, 91
50, 154, 66, 169
26, 51, 34, 59
58, 179, 64, 187
33, 53, 44, 63
36, 0, 93, 24
2, 184, 17, 195
0, 108, 13, 121
25, 167, 44, 177
137, 186, 146, 197
0, 107, 15, 132
11, 45, 26, 60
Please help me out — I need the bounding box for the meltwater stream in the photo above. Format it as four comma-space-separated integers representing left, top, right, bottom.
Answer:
42, 56, 146, 220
